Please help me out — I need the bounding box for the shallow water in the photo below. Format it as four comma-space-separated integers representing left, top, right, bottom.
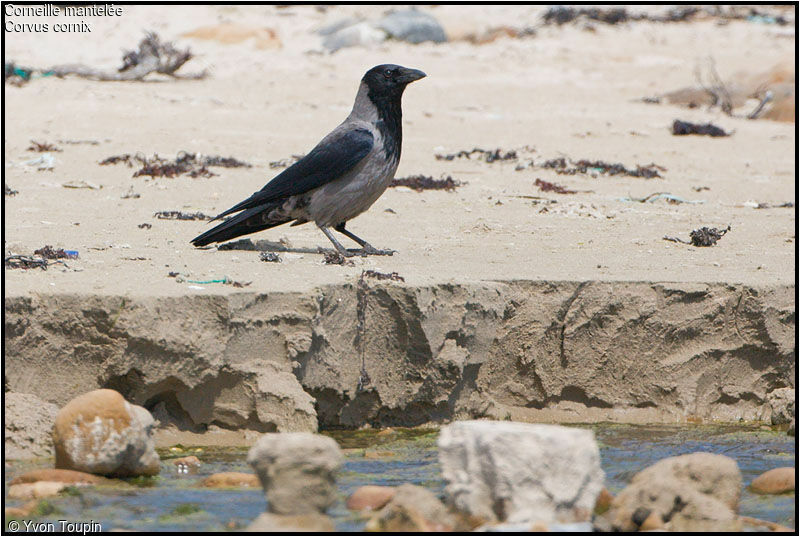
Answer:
4, 425, 795, 532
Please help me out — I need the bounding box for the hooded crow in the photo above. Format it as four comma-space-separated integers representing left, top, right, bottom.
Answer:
191, 64, 426, 256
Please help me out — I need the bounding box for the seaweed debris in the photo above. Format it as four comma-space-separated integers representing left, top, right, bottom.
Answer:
100, 151, 251, 178
27, 140, 62, 152
534, 178, 577, 194
5, 255, 49, 270
322, 250, 354, 266
435, 148, 518, 163
363, 270, 405, 282
390, 175, 462, 192
259, 252, 282, 263
672, 120, 730, 137
664, 225, 731, 247
5, 184, 18, 196
541, 158, 664, 179
542, 5, 788, 26
34, 245, 76, 259
154, 211, 213, 221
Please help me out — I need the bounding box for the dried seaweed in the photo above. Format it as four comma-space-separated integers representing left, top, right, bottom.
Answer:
664, 225, 731, 247
259, 252, 282, 263
435, 147, 518, 163
390, 175, 462, 192
672, 120, 730, 137
47, 32, 206, 81
541, 157, 664, 179
5, 255, 48, 270
138, 223, 152, 229
269, 155, 304, 169
534, 178, 576, 194
322, 251, 353, 266
27, 140, 62, 152
5, 184, 18, 196
154, 211, 213, 221
33, 245, 74, 259
101, 151, 251, 179
542, 5, 787, 26
363, 270, 405, 282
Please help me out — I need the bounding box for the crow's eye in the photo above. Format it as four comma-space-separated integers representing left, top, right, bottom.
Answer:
383, 69, 394, 79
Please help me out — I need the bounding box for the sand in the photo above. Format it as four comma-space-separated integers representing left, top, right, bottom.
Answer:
4, 4, 795, 296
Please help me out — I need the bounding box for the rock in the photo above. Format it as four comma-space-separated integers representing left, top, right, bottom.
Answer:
599, 452, 743, 532
201, 472, 259, 488
438, 420, 604, 524
765, 388, 796, 425
8, 481, 68, 500
10, 469, 106, 486
172, 455, 201, 474
377, 9, 447, 44
4, 392, 60, 459
631, 452, 742, 510
346, 485, 396, 511
365, 484, 456, 532
247, 432, 343, 514
750, 467, 795, 494
321, 21, 386, 52
789, 419, 796, 436
594, 488, 614, 515
246, 512, 335, 532
52, 389, 160, 477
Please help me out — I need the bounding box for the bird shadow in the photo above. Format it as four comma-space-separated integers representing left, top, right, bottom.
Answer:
215, 238, 323, 255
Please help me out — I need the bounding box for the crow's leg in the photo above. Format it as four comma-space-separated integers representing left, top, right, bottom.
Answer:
318, 224, 363, 257
335, 222, 395, 256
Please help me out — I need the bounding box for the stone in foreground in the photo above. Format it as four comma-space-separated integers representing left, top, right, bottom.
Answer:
246, 512, 335, 532
52, 389, 160, 477
365, 484, 456, 532
346, 485, 396, 511
438, 420, 604, 525
597, 452, 743, 532
247, 432, 343, 515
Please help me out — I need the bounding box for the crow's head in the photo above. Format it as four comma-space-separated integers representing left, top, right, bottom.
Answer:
362, 64, 426, 100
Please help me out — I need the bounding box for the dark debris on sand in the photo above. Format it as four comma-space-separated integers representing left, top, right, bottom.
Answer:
101, 151, 251, 179
5, 184, 19, 196
322, 251, 354, 266
664, 225, 731, 247
269, 155, 304, 169
33, 245, 75, 259
542, 5, 789, 26
534, 178, 577, 194
363, 270, 405, 282
259, 252, 282, 263
390, 175, 463, 192
541, 158, 665, 179
5, 255, 49, 270
154, 211, 213, 221
435, 147, 518, 163
27, 140, 62, 152
672, 120, 730, 137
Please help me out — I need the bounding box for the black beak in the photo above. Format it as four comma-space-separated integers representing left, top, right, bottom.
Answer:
398, 68, 426, 84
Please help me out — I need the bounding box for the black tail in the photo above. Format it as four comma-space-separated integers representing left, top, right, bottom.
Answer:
191, 205, 290, 247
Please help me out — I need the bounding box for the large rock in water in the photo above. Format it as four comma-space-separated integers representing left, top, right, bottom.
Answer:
52, 389, 160, 477
247, 432, 343, 515
598, 452, 742, 532
365, 484, 457, 532
437, 420, 604, 524
4, 392, 60, 459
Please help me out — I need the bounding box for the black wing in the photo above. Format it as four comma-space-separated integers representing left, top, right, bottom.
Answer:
211, 127, 374, 221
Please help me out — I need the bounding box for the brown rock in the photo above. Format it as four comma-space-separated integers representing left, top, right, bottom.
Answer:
594, 487, 614, 514
53, 389, 159, 477
10, 468, 106, 486
172, 455, 201, 467
346, 485, 396, 511
8, 481, 68, 500
201, 472, 260, 488
246, 512, 335, 532
750, 467, 795, 495
366, 484, 455, 532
